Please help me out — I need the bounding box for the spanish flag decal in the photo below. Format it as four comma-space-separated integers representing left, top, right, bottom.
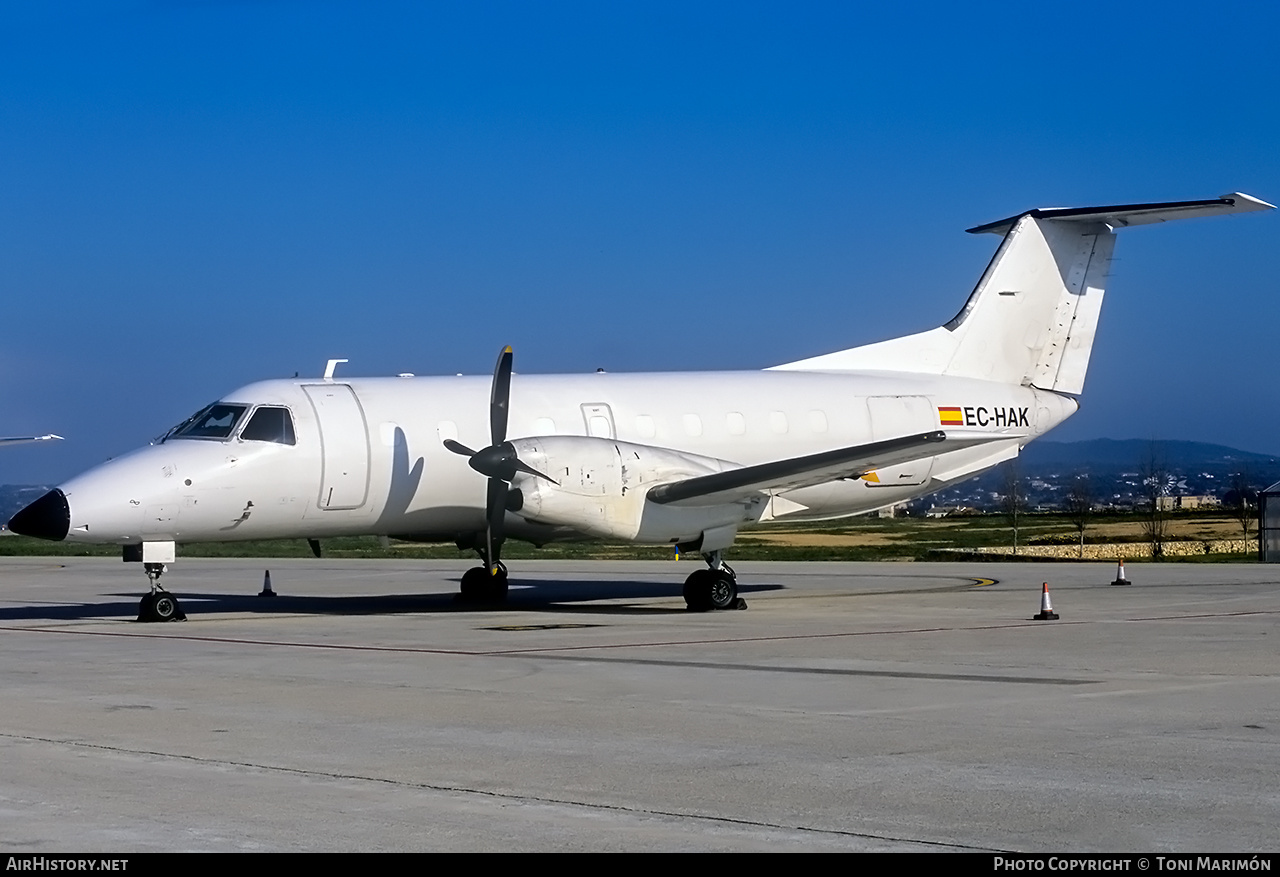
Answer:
938, 406, 963, 426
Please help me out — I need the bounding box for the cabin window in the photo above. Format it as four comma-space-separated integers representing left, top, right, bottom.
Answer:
726, 412, 746, 435
534, 417, 556, 435
683, 414, 703, 437
635, 415, 656, 439
769, 411, 788, 434
240, 407, 297, 445
808, 410, 829, 433
166, 403, 248, 441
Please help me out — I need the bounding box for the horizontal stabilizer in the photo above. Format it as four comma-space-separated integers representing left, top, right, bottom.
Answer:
0, 434, 63, 447
967, 192, 1275, 236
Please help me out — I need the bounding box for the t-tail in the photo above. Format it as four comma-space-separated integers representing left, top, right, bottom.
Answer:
770, 193, 1274, 394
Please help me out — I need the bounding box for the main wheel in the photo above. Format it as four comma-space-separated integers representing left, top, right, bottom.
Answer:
682, 569, 715, 612
707, 570, 738, 611
460, 566, 509, 604
484, 570, 509, 603
460, 566, 489, 601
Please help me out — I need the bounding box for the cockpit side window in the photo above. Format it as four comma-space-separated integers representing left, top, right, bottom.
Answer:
167, 403, 248, 441
240, 406, 297, 445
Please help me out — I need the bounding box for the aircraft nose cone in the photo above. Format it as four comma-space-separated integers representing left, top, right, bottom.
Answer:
7, 488, 70, 541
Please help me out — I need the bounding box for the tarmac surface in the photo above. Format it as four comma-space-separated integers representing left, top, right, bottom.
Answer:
1, 556, 1277, 852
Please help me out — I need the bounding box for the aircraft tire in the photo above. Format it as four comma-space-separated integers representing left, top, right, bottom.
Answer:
460, 567, 488, 601
460, 567, 509, 604
138, 591, 186, 623
707, 570, 738, 611
486, 572, 509, 603
682, 570, 714, 612
136, 592, 156, 622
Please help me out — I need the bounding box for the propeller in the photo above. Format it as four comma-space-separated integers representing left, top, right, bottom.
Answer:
443, 346, 556, 575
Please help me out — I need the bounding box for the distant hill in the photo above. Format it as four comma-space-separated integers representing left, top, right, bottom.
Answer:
948, 439, 1280, 512
0, 484, 54, 529
1021, 439, 1280, 474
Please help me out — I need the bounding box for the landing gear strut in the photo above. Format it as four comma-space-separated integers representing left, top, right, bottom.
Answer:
137, 563, 186, 623
683, 552, 747, 612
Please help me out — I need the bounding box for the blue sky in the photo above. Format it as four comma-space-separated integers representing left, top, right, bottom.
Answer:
2, 1, 1278, 485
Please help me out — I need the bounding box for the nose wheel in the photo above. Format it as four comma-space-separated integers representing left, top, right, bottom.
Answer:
137, 563, 186, 623
683, 555, 747, 611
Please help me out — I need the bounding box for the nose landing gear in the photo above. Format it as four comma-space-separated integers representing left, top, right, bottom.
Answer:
137, 562, 186, 623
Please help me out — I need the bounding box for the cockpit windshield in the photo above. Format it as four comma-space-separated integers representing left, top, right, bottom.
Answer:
161, 403, 249, 442
240, 406, 297, 445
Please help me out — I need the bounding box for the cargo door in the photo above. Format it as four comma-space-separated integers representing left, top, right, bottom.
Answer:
864, 395, 935, 487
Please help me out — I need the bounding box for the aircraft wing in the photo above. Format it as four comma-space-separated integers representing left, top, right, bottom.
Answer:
647, 431, 997, 507
0, 434, 63, 447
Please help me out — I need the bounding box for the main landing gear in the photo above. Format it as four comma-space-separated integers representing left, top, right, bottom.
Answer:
137, 563, 187, 623
458, 559, 509, 604
683, 552, 747, 612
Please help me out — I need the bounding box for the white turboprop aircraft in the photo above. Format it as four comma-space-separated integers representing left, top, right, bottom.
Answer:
8, 193, 1273, 620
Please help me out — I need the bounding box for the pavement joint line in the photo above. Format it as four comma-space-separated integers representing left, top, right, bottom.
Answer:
511, 654, 1096, 685
2, 608, 1274, 660
0, 731, 1002, 852
0, 619, 1096, 655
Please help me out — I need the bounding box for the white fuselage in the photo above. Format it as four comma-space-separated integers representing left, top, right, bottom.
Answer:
55, 368, 1076, 546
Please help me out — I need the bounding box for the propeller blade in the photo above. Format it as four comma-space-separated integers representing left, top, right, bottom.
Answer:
512, 458, 559, 485
443, 438, 477, 457
457, 345, 550, 572
485, 476, 507, 574
490, 346, 513, 447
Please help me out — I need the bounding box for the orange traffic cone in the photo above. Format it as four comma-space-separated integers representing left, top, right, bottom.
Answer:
1033, 582, 1059, 620
1111, 558, 1131, 586
258, 569, 276, 598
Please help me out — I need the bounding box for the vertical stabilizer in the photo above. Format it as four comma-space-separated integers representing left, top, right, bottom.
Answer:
770, 193, 1274, 395
942, 214, 1113, 394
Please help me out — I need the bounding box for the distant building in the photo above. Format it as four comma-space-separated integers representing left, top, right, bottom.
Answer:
1156, 495, 1221, 511
1262, 481, 1280, 562
925, 505, 978, 518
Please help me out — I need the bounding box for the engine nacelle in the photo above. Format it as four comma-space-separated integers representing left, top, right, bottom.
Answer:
509, 436, 766, 546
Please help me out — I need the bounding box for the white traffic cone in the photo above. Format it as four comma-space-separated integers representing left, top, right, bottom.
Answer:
1034, 582, 1059, 620
1111, 557, 1131, 586
258, 569, 277, 598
